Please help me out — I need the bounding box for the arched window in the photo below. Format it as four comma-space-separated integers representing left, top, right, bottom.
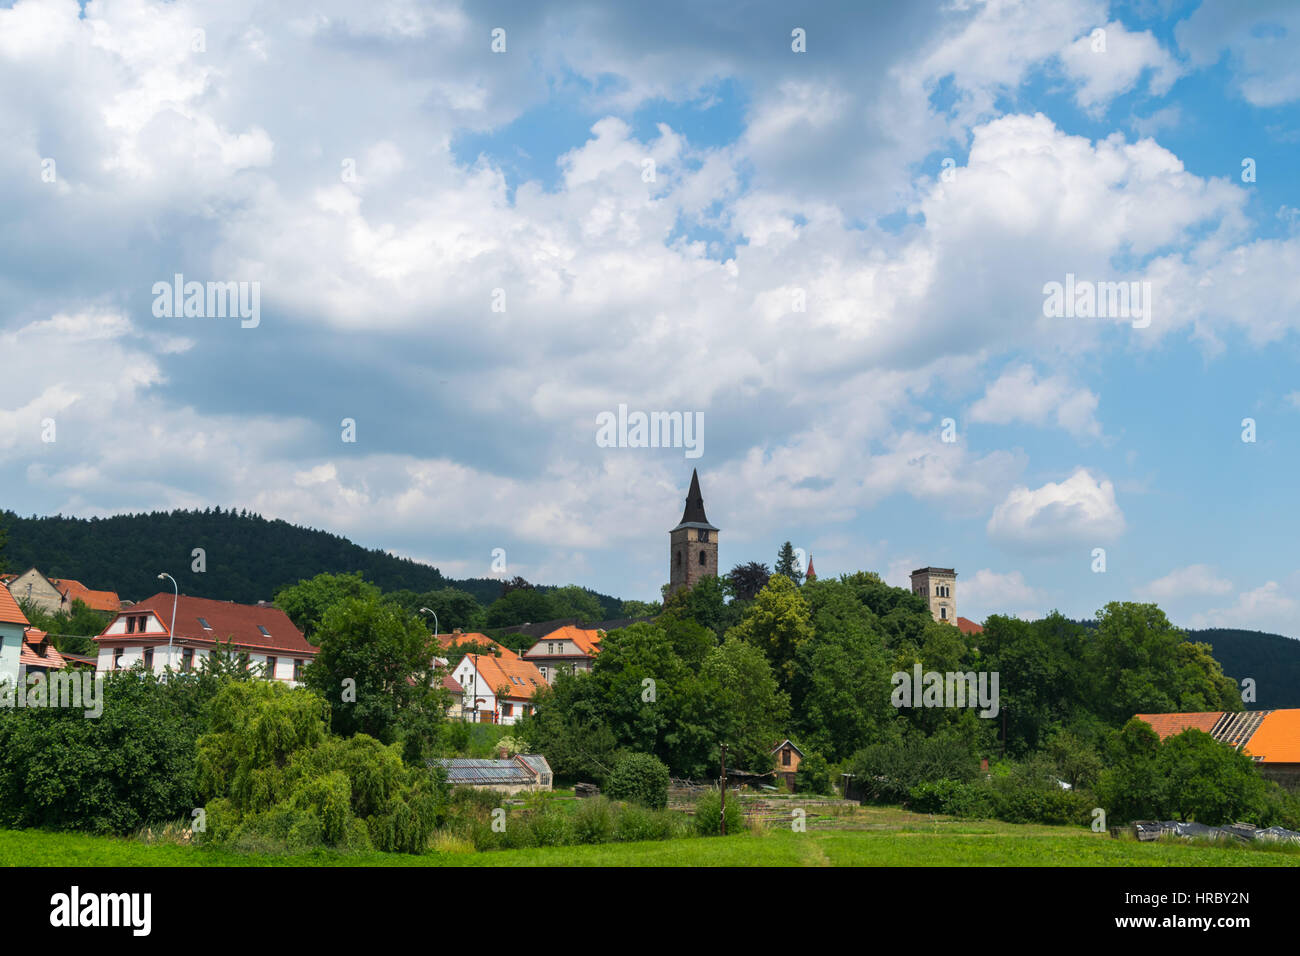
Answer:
699, 550, 707, 566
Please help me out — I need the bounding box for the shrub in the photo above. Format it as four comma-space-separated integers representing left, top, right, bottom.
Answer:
613, 803, 679, 842
795, 752, 833, 794
527, 807, 575, 847
693, 788, 744, 836
572, 796, 615, 844
908, 779, 996, 818
605, 752, 670, 809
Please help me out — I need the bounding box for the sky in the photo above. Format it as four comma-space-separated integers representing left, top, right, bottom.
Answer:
1, 0, 1298, 635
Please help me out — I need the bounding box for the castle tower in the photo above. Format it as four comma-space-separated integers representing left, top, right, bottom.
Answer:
910, 567, 957, 624
668, 469, 719, 597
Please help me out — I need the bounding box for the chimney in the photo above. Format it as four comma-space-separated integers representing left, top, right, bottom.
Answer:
497, 746, 508, 759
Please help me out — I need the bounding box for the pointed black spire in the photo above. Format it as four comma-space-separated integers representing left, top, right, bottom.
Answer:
679, 468, 710, 525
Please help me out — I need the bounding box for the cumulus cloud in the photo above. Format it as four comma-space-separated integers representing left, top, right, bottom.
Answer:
1136, 564, 1234, 601
968, 364, 1102, 439
987, 468, 1125, 551
1189, 581, 1300, 639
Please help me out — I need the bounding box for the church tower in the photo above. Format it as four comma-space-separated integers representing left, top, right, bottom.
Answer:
668, 468, 719, 597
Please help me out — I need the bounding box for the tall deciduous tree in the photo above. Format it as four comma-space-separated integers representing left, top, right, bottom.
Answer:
726, 574, 813, 684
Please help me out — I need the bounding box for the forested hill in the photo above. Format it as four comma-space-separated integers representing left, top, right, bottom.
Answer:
0, 509, 618, 610
1186, 628, 1300, 709
1072, 618, 1300, 709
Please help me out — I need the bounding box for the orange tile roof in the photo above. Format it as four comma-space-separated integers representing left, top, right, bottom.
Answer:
50, 578, 121, 613
956, 616, 983, 635
0, 585, 30, 627
438, 632, 516, 658
534, 624, 604, 656
1134, 712, 1224, 739
1243, 710, 1300, 764
470, 652, 546, 701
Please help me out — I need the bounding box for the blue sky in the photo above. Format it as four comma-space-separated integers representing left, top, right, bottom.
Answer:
1, 0, 1299, 635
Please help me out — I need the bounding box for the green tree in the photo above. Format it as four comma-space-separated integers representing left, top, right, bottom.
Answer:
726, 574, 813, 684
485, 588, 554, 628
303, 596, 444, 743
775, 541, 803, 585
727, 561, 771, 602
605, 752, 671, 809
274, 572, 381, 640
547, 585, 604, 622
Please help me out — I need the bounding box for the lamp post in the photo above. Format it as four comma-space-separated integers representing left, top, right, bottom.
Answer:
157, 573, 178, 675
418, 606, 439, 638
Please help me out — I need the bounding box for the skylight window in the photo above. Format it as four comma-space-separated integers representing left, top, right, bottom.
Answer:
257, 625, 271, 637
198, 617, 212, 630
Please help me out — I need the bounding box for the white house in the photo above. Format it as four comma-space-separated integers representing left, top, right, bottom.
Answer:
448, 644, 546, 725
93, 592, 316, 683
0, 586, 31, 689
521, 624, 604, 684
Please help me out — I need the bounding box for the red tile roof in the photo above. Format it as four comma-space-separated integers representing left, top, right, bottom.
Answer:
19, 628, 65, 669
0, 586, 30, 627
96, 593, 316, 656
1134, 712, 1225, 739
50, 578, 122, 614
956, 616, 983, 635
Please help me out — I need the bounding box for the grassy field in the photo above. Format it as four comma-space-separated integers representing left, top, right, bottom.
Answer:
3, 808, 1298, 867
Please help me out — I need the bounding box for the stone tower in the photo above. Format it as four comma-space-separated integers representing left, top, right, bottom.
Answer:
910, 567, 957, 624
668, 469, 719, 597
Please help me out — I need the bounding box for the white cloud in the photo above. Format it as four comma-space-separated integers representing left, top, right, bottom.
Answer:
1059, 21, 1183, 114
1136, 564, 1234, 601
960, 568, 1047, 620
1189, 581, 1300, 638
968, 364, 1101, 439
987, 467, 1125, 551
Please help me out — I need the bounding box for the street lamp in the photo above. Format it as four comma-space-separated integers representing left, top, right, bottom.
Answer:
418, 606, 439, 638
157, 573, 178, 675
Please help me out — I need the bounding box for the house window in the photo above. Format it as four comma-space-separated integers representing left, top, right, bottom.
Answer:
502, 703, 513, 717
113, 648, 123, 670
126, 617, 136, 635
144, 647, 154, 669
182, 648, 194, 672
293, 659, 303, 682
782, 749, 791, 767
699, 550, 707, 566
139, 615, 149, 632
266, 656, 277, 678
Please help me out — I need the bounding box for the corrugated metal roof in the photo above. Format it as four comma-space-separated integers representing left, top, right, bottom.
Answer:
433, 757, 541, 785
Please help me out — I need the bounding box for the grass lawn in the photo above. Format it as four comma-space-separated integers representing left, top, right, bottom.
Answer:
2, 818, 1297, 867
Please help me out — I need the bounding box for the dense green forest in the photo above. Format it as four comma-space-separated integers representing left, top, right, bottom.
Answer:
1185, 628, 1300, 709
0, 509, 623, 614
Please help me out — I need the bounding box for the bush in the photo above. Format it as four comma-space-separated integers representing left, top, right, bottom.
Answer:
693, 788, 744, 836
572, 796, 615, 844
908, 779, 996, 818
795, 752, 833, 794
605, 752, 670, 810
847, 733, 978, 805
613, 803, 680, 842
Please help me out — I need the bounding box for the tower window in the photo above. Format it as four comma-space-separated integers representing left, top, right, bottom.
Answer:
699, 550, 707, 566
941, 607, 948, 619
675, 551, 682, 567
699, 530, 710, 542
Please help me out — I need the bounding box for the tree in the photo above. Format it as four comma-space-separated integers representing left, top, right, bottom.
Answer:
726, 574, 813, 684
696, 638, 789, 772
727, 562, 771, 602
620, 599, 662, 618
547, 585, 603, 622
775, 541, 803, 585
274, 572, 381, 640
303, 596, 444, 743
485, 588, 554, 628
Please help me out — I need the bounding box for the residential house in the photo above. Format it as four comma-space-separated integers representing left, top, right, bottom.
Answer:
1134, 710, 1300, 791
522, 624, 604, 683
956, 617, 984, 636
446, 639, 546, 725
432, 754, 553, 794
3, 568, 120, 616
0, 585, 31, 689
19, 628, 66, 676
93, 593, 316, 683
771, 738, 804, 790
